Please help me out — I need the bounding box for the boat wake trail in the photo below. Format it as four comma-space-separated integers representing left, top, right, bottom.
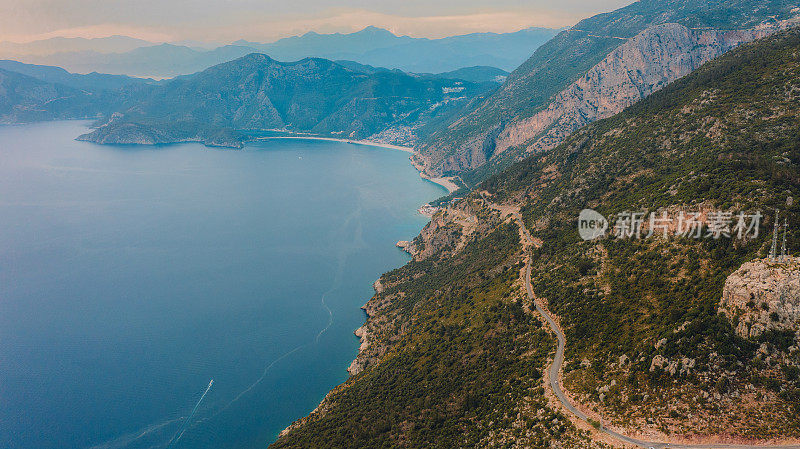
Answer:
175, 192, 369, 439
85, 417, 184, 449
210, 344, 306, 418
317, 198, 365, 343
166, 380, 213, 448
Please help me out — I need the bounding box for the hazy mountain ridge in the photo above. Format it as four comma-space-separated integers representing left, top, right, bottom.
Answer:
77, 54, 496, 147
0, 60, 153, 92
0, 35, 153, 57
5, 27, 557, 78
415, 0, 800, 181
0, 68, 108, 123
24, 44, 262, 79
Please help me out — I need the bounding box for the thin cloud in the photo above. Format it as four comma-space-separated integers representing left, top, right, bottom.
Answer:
3, 24, 174, 44
177, 9, 580, 43
0, 1, 634, 44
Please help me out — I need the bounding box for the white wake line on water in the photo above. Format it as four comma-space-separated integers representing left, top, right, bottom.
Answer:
165, 380, 214, 448
84, 417, 184, 449
315, 289, 335, 343
194, 197, 367, 428
315, 210, 363, 343
93, 192, 370, 449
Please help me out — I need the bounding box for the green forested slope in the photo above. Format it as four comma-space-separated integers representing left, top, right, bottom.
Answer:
78, 54, 492, 147
0, 68, 101, 123
277, 28, 800, 447
272, 222, 606, 448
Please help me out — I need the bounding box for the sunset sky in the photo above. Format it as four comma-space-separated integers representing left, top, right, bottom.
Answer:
1, 0, 635, 43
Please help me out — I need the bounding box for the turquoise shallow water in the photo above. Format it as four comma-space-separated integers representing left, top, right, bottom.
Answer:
0, 121, 444, 449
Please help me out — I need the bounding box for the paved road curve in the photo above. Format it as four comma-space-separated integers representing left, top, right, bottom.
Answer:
524, 261, 800, 449
500, 201, 800, 449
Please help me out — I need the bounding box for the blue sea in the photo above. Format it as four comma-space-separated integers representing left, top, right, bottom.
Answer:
0, 121, 444, 449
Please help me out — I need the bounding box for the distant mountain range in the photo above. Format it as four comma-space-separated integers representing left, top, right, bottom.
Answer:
0, 35, 154, 57
0, 60, 154, 92
243, 26, 559, 73
0, 27, 557, 78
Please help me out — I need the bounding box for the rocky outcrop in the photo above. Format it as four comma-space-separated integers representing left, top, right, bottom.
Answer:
402, 200, 493, 261
720, 257, 800, 338
346, 325, 371, 375
345, 287, 399, 376
395, 240, 413, 254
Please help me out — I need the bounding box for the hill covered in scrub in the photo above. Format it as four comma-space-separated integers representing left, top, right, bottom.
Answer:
273, 28, 800, 447
77, 54, 494, 148
0, 68, 103, 124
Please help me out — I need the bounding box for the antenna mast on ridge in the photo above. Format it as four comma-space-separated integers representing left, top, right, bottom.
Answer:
770, 210, 779, 262
780, 217, 788, 263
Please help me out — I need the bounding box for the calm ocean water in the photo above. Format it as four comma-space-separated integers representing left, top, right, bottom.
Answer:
0, 121, 443, 449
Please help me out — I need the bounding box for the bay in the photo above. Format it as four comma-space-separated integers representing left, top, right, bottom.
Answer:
0, 121, 443, 449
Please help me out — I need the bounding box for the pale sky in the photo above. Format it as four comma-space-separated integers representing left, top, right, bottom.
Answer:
0, 0, 635, 43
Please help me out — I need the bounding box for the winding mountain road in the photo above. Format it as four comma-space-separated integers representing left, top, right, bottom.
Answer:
524, 261, 800, 449
482, 196, 800, 449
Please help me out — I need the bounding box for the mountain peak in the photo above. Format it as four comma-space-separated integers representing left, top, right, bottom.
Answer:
355, 26, 396, 37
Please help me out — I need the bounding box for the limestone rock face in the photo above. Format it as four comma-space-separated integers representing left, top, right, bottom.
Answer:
720, 257, 800, 338
494, 22, 794, 157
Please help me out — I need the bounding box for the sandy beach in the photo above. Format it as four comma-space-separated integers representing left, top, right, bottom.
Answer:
255, 136, 414, 153
256, 135, 463, 193
423, 176, 459, 193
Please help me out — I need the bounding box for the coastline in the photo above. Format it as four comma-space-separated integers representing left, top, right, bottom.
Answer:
411, 159, 461, 194
256, 135, 461, 194
254, 136, 414, 153
422, 175, 459, 194
275, 139, 457, 442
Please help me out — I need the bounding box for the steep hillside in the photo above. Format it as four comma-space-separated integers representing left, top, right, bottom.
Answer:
0, 68, 104, 123
29, 44, 261, 79
78, 54, 493, 148
274, 28, 800, 447
273, 214, 608, 449
415, 0, 800, 182
0, 60, 152, 92
431, 66, 509, 84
